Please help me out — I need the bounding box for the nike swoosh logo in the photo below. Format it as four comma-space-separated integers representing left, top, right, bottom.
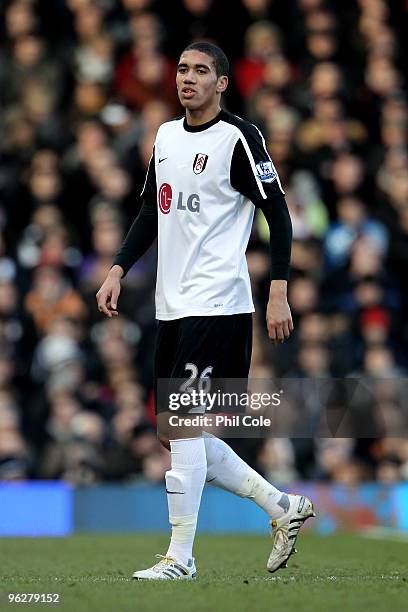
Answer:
159, 157, 168, 163
166, 489, 185, 494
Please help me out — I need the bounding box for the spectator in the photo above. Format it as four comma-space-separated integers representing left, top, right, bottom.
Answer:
0, 0, 406, 483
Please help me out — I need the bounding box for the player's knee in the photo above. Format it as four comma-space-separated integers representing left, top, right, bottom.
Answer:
158, 431, 170, 450
165, 469, 185, 494
236, 468, 257, 498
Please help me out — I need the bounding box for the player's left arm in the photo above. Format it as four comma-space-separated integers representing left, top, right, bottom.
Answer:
230, 130, 293, 343
257, 184, 293, 344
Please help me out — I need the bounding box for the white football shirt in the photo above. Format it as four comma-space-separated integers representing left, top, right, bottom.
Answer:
140, 110, 283, 321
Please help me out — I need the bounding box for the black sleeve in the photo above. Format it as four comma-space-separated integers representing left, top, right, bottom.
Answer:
256, 186, 292, 280
112, 149, 157, 277
230, 138, 292, 281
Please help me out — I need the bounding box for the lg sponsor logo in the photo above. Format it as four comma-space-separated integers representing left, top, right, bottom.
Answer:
158, 183, 200, 214
158, 183, 172, 214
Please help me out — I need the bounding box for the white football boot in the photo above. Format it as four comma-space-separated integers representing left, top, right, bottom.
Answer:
267, 494, 315, 573
132, 555, 197, 580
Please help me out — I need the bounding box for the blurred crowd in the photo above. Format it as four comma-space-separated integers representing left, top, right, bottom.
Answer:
0, 0, 407, 485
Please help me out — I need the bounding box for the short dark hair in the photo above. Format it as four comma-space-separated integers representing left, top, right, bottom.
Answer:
181, 42, 229, 78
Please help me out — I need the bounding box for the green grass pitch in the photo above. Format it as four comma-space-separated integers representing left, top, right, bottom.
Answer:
1, 533, 407, 612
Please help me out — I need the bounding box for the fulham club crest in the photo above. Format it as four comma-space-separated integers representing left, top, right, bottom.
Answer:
193, 153, 208, 175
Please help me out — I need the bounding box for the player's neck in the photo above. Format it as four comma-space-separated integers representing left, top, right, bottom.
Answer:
185, 104, 222, 127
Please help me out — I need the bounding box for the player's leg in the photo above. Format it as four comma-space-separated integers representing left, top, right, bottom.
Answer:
199, 313, 315, 572
204, 432, 290, 517
200, 314, 287, 514
203, 432, 315, 571
133, 320, 206, 580
133, 424, 205, 580
165, 431, 206, 567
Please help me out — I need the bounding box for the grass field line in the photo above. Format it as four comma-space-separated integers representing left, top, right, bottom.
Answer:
2, 573, 407, 584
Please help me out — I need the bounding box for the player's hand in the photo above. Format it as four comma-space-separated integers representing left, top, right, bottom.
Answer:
96, 265, 123, 318
266, 280, 294, 344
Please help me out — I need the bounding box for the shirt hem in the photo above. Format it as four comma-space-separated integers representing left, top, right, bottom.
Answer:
156, 306, 255, 321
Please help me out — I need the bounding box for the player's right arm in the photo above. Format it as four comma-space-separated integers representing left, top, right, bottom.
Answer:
96, 149, 157, 318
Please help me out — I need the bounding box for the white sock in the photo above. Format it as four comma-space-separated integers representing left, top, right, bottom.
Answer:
204, 433, 289, 519
166, 437, 207, 565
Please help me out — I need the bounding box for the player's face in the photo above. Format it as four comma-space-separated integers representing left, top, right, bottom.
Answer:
176, 50, 227, 111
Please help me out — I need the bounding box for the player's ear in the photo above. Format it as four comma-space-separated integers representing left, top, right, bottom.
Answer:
216, 76, 228, 93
